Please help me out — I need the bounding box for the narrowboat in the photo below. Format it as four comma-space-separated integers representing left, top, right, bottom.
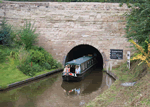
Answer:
62, 55, 97, 81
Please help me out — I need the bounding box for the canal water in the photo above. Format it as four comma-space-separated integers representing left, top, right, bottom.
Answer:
0, 68, 114, 107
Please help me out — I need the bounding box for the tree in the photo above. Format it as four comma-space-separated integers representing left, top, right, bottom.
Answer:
122, 0, 150, 53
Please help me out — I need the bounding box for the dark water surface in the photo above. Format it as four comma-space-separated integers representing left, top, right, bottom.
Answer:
0, 68, 114, 107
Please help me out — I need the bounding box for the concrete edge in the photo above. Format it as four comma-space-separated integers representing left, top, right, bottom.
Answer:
0, 68, 63, 91
103, 70, 118, 80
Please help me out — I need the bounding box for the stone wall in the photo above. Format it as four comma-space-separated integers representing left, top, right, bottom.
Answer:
0, 1, 132, 68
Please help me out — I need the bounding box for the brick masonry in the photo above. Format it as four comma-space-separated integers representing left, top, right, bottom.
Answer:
0, 1, 133, 68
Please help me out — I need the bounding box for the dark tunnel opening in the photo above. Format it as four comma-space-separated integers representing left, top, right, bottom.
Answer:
64, 44, 103, 69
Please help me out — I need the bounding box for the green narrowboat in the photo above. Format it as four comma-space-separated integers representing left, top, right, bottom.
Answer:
62, 55, 97, 81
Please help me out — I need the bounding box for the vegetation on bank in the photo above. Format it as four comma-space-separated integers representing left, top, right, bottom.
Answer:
86, 0, 150, 106
86, 36, 150, 106
0, 19, 62, 89
86, 59, 150, 107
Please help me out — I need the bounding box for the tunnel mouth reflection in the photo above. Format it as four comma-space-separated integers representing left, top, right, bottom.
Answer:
64, 44, 103, 69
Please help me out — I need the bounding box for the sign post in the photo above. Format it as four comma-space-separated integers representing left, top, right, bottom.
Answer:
107, 49, 123, 73
110, 49, 123, 59
127, 51, 130, 69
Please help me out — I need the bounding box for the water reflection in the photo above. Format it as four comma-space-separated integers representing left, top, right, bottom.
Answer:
0, 74, 59, 107
61, 68, 103, 96
106, 74, 112, 88
0, 69, 115, 107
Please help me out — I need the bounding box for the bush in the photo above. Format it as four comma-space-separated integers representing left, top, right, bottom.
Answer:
17, 48, 43, 76
52, 59, 62, 69
29, 49, 45, 66
18, 59, 43, 77
0, 19, 14, 46
42, 62, 51, 70
31, 63, 43, 73
18, 21, 39, 50
29, 47, 54, 66
31, 45, 45, 51
17, 45, 62, 76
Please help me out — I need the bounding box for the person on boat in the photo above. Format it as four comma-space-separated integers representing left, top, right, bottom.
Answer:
66, 65, 70, 73
63, 65, 68, 72
75, 65, 80, 74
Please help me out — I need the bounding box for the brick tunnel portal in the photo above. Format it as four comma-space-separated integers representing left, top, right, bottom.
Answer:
64, 44, 103, 69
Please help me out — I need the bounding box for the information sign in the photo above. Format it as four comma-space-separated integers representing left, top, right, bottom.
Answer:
110, 49, 123, 59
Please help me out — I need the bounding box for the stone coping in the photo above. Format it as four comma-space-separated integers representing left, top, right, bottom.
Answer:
103, 70, 118, 80
0, 68, 63, 91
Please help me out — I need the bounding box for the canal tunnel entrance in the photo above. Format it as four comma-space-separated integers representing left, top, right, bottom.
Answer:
64, 44, 103, 68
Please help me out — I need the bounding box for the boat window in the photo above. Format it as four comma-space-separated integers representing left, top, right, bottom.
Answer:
86, 61, 88, 68
85, 62, 87, 69
82, 63, 85, 71
88, 61, 90, 67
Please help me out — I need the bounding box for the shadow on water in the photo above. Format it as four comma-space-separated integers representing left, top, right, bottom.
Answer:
0, 73, 60, 107
61, 68, 103, 96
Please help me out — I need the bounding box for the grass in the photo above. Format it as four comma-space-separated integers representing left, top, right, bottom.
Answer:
85, 60, 150, 107
0, 56, 59, 89
0, 57, 30, 88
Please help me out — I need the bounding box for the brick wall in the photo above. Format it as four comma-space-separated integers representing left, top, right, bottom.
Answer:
0, 1, 133, 68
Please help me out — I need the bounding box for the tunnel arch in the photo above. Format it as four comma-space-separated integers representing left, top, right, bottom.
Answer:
64, 44, 103, 68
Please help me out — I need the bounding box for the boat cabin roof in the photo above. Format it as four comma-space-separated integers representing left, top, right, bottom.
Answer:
65, 56, 93, 65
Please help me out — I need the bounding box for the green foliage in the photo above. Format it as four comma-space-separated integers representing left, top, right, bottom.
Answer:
16, 45, 62, 76
30, 46, 54, 65
0, 49, 7, 63
0, 45, 11, 63
29, 49, 45, 66
17, 47, 30, 64
18, 58, 43, 77
10, 50, 19, 59
123, 0, 150, 53
0, 19, 14, 47
31, 63, 43, 73
18, 21, 38, 50
52, 59, 62, 69
29, 45, 62, 69
42, 62, 51, 70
